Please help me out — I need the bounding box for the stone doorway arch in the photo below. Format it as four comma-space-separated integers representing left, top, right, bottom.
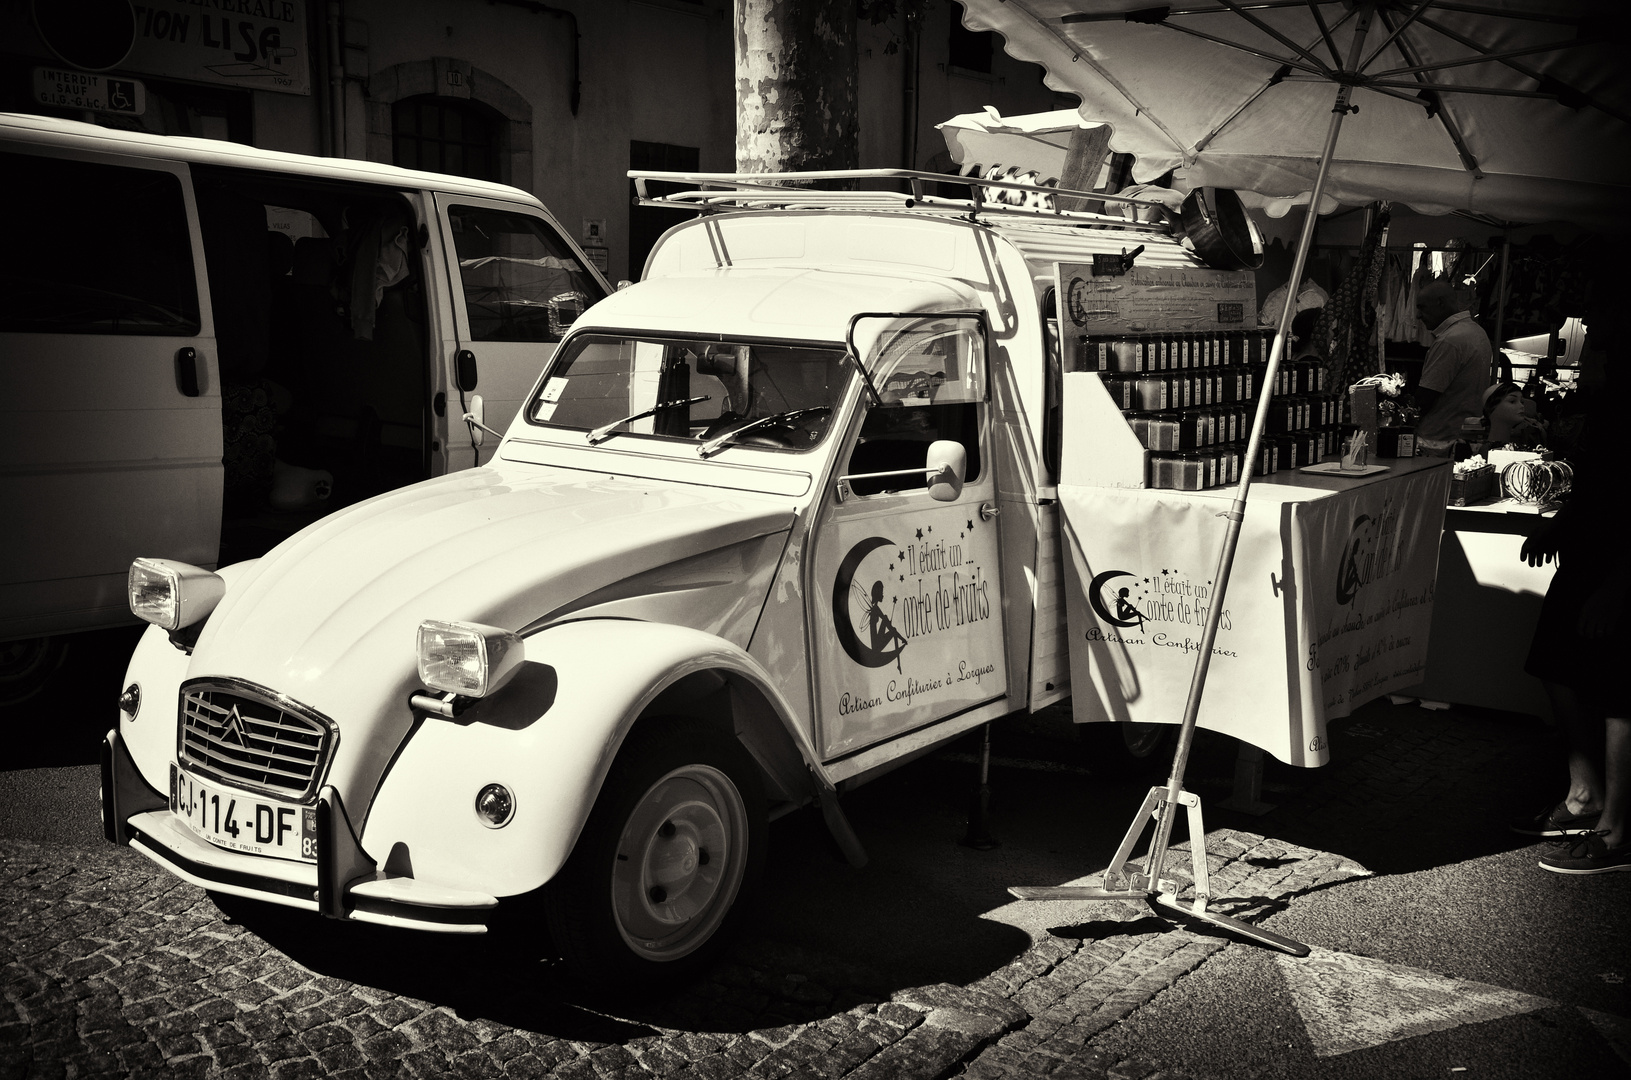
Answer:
367, 58, 533, 192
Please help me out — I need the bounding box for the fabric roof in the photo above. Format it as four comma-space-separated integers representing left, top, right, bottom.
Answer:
953, 1, 1631, 228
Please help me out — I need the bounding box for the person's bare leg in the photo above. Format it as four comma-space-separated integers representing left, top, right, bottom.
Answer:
1598, 715, 1629, 848
1549, 681, 1605, 815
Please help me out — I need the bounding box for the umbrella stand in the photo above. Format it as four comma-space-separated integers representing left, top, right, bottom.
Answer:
1009, 7, 1384, 958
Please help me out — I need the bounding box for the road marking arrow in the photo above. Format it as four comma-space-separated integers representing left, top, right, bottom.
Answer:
1276, 947, 1553, 1058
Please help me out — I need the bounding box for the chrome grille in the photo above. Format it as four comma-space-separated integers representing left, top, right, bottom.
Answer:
178, 680, 337, 801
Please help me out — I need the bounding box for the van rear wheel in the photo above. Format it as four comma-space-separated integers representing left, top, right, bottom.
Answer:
544, 718, 765, 995
1086, 720, 1177, 780
0, 636, 70, 708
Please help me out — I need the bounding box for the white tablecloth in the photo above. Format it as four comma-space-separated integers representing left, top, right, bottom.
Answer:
1059, 458, 1451, 766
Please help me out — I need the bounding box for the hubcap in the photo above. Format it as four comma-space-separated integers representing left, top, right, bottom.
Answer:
611, 764, 748, 960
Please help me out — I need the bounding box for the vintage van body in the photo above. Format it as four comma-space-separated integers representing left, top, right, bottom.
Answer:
101, 171, 1196, 989
0, 113, 609, 693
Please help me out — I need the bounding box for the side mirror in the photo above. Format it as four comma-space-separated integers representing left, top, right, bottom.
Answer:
925, 440, 966, 502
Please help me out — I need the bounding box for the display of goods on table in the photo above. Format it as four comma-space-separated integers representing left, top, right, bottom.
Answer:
1449, 455, 1497, 505
1498, 454, 1572, 505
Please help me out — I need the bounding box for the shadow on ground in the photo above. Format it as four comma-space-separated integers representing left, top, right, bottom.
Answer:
1209, 697, 1567, 878
208, 745, 1071, 1036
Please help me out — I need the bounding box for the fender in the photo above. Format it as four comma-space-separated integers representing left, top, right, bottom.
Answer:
117, 560, 261, 798
360, 618, 859, 900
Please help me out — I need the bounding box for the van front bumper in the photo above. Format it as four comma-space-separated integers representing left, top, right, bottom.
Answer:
102, 730, 498, 934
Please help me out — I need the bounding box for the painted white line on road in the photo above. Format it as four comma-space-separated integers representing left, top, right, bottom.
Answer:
1580, 1007, 1631, 1066
1277, 947, 1553, 1058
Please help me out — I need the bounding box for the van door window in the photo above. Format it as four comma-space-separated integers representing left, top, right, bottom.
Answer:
844, 316, 987, 496
446, 205, 606, 342
0, 152, 199, 335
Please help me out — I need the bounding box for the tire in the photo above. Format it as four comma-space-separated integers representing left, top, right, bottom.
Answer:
544, 717, 766, 995
1086, 721, 1177, 780
0, 636, 70, 709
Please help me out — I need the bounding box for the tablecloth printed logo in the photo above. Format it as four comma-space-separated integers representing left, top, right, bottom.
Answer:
1335, 495, 1404, 606
1087, 568, 1230, 634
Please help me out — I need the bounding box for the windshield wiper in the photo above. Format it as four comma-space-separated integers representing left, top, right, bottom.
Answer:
587, 395, 710, 444
698, 406, 832, 458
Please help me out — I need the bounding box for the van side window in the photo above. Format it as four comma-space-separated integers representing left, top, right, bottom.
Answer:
846, 404, 983, 497
0, 152, 199, 335
447, 205, 607, 342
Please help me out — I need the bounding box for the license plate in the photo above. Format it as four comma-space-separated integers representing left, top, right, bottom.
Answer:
170, 764, 317, 862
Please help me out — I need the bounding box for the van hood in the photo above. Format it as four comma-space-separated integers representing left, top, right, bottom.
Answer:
188, 467, 794, 806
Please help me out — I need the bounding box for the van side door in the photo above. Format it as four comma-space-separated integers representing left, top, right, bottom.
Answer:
431, 194, 609, 468
0, 146, 219, 640
808, 316, 1011, 763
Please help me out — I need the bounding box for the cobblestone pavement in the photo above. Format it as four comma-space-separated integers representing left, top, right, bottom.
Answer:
0, 702, 1566, 1079
2, 828, 1368, 1080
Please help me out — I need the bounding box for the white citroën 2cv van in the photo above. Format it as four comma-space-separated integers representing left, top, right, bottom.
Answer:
103, 168, 1236, 990
0, 113, 608, 699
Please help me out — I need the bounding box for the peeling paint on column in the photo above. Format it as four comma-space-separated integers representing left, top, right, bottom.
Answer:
736, 0, 858, 173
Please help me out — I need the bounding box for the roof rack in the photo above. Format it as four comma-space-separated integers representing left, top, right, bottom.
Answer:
628, 168, 1175, 234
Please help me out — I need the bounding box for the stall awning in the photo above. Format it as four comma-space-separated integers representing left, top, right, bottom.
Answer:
954, 0, 1631, 228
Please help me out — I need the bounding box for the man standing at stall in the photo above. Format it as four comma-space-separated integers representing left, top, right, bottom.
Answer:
1411, 280, 1494, 455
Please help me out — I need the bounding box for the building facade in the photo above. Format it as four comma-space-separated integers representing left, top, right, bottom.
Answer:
2, 0, 1072, 282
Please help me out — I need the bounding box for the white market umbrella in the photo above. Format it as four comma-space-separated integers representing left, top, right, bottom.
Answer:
986, 0, 1628, 954
955, 0, 1630, 229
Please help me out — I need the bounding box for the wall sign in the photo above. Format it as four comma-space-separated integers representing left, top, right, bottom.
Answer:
33, 67, 146, 115
123, 0, 311, 95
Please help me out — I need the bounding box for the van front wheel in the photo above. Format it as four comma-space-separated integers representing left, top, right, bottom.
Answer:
544, 718, 765, 994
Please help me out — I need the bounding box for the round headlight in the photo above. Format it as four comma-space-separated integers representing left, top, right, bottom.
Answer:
475, 784, 515, 828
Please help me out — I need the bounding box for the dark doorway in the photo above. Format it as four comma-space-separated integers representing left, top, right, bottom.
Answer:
629, 140, 700, 279
393, 97, 499, 182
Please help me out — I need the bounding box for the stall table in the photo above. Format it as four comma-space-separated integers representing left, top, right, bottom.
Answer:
1059, 449, 1451, 768
1404, 498, 1557, 718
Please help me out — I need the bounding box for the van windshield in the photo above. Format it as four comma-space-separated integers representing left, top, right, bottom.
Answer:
527, 335, 850, 452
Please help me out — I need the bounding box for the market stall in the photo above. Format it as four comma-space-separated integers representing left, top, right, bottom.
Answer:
1059, 410, 1449, 767
1408, 500, 1555, 718
1046, 260, 1451, 766
961, 0, 1625, 949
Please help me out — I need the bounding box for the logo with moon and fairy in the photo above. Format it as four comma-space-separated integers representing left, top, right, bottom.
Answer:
1089, 569, 1151, 631
1088, 567, 1225, 635
831, 536, 911, 671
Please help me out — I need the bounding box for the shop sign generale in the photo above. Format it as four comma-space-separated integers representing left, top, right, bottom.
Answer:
120, 1, 310, 95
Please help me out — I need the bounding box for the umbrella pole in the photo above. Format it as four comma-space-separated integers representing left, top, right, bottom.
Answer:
1495, 235, 1511, 383
1010, 8, 1379, 959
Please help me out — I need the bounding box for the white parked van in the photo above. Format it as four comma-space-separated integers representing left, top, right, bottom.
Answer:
0, 113, 609, 696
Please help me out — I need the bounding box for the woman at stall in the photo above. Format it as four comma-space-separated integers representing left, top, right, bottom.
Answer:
1510, 295, 1630, 875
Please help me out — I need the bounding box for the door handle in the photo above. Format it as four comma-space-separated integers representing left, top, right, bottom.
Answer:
980, 502, 1000, 521
175, 347, 199, 397
456, 349, 478, 392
